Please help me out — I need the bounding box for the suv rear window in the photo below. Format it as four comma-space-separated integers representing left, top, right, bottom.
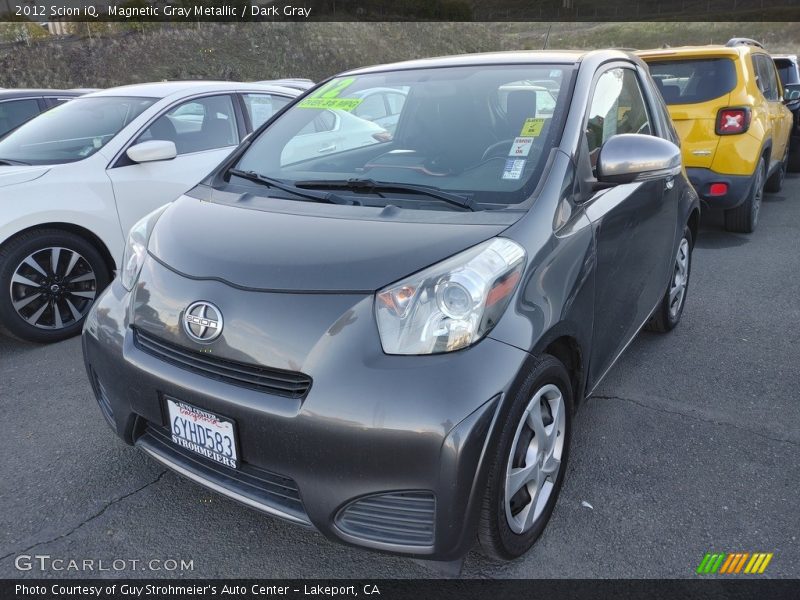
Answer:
647, 58, 737, 105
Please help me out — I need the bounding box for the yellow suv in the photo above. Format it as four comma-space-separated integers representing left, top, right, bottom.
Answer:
639, 38, 793, 233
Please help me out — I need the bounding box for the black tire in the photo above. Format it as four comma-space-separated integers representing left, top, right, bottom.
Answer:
765, 149, 787, 193
724, 157, 765, 233
646, 226, 693, 333
0, 229, 111, 343
477, 354, 573, 561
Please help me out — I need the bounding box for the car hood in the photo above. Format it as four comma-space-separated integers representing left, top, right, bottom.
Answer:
148, 195, 508, 292
0, 165, 50, 188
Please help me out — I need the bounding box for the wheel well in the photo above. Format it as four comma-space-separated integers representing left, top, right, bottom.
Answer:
543, 336, 583, 404
2, 223, 116, 276
761, 143, 771, 167
687, 208, 700, 247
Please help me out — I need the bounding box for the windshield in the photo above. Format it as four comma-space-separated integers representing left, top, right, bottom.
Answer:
0, 96, 156, 165
647, 58, 737, 105
234, 65, 575, 208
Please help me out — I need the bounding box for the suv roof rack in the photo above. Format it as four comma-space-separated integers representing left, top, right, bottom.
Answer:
726, 38, 764, 49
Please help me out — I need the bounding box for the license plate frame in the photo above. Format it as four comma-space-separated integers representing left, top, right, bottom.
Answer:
165, 397, 239, 470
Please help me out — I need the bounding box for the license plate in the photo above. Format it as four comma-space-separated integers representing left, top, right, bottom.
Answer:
166, 398, 238, 469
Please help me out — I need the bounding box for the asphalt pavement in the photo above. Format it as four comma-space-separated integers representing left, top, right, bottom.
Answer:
1, 175, 798, 579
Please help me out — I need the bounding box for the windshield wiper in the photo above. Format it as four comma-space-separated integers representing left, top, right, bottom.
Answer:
294, 178, 476, 212
0, 158, 31, 166
227, 169, 360, 206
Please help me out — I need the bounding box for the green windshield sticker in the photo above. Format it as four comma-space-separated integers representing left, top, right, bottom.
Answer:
299, 77, 362, 111
298, 97, 363, 111
520, 118, 546, 137
310, 77, 357, 99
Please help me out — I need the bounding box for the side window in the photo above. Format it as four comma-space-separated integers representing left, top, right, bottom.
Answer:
586, 68, 653, 159
755, 55, 780, 101
536, 90, 557, 116
243, 94, 291, 129
353, 93, 388, 121
386, 92, 406, 115
45, 97, 71, 109
297, 110, 337, 135
0, 99, 41, 135
138, 95, 238, 155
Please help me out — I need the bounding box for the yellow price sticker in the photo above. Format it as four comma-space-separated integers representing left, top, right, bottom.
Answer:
520, 118, 546, 137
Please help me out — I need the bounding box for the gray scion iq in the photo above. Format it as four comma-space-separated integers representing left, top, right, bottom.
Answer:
83, 50, 699, 564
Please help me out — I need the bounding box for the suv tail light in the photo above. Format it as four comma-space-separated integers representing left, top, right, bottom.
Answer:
716, 108, 751, 135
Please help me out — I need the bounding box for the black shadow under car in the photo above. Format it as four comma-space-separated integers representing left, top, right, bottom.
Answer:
83, 50, 700, 563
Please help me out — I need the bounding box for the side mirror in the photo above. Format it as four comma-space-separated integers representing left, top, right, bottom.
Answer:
597, 134, 681, 185
784, 83, 800, 102
126, 140, 177, 163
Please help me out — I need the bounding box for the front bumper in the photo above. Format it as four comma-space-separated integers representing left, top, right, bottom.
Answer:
82, 273, 530, 560
686, 167, 755, 210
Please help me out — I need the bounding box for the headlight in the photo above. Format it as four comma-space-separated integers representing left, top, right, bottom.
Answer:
375, 238, 526, 355
120, 204, 169, 291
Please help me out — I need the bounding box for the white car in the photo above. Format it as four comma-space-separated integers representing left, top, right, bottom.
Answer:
281, 109, 391, 165
350, 86, 408, 134
0, 81, 299, 343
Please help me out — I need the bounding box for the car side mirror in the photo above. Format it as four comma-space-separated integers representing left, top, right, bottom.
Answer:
596, 134, 681, 185
784, 83, 800, 102
126, 140, 177, 163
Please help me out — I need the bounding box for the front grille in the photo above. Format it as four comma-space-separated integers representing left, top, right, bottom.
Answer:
133, 328, 312, 399
137, 423, 310, 526
336, 491, 436, 547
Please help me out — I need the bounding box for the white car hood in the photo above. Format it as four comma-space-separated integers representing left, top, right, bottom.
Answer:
0, 166, 51, 189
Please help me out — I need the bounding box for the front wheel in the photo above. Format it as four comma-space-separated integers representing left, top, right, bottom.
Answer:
0, 229, 111, 343
477, 354, 573, 560
646, 226, 693, 333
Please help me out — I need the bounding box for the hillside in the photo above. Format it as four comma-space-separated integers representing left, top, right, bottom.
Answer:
0, 21, 798, 88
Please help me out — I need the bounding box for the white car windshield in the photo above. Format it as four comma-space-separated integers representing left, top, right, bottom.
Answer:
0, 96, 156, 165
235, 64, 575, 207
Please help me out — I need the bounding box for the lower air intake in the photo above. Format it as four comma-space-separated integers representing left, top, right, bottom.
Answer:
91, 369, 114, 426
335, 491, 435, 547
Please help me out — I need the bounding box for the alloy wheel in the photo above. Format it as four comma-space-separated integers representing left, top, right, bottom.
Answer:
752, 165, 764, 226
668, 237, 690, 320
9, 246, 97, 330
504, 383, 565, 534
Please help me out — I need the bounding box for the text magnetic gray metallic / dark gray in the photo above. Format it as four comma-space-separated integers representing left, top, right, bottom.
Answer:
82, 49, 700, 563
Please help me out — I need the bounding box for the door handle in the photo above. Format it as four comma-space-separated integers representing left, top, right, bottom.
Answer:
318, 144, 336, 153
665, 176, 675, 191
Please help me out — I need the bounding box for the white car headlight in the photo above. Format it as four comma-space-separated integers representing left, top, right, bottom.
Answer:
120, 204, 169, 291
375, 238, 526, 355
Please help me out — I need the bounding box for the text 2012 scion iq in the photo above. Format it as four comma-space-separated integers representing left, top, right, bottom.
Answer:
83, 50, 700, 563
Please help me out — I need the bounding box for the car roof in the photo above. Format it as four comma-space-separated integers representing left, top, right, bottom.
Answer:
255, 78, 315, 91
83, 80, 301, 100
340, 49, 627, 76
0, 89, 86, 99
637, 45, 764, 60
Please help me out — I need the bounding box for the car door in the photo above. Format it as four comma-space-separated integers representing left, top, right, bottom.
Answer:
107, 94, 242, 236
281, 109, 341, 164
583, 66, 679, 388
755, 54, 791, 165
